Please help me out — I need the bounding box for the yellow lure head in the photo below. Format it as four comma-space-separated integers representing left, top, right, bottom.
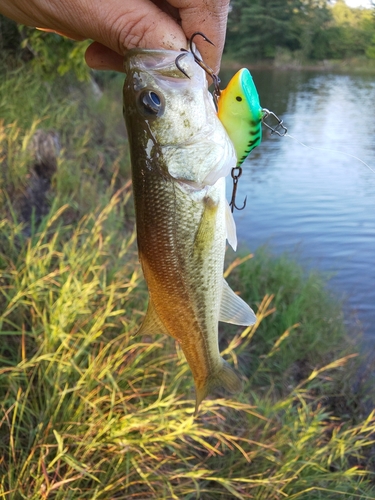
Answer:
217, 68, 263, 167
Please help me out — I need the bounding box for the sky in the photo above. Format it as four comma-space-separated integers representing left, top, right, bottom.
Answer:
344, 0, 372, 8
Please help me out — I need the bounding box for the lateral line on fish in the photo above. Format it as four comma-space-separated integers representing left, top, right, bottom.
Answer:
285, 133, 375, 176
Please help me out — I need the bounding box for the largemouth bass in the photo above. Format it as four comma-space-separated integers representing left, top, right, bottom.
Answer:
123, 49, 256, 413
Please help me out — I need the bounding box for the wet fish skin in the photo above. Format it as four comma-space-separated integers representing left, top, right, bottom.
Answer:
123, 49, 256, 413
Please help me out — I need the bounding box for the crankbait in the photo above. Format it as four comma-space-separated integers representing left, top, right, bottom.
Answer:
217, 68, 263, 167
174, 33, 287, 212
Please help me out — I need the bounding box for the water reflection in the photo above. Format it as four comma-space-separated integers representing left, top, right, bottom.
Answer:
221, 69, 375, 341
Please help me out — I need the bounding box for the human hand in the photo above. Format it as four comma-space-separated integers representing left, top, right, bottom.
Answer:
0, 0, 229, 74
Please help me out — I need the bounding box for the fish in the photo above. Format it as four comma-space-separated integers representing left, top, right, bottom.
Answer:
123, 49, 256, 414
217, 68, 263, 167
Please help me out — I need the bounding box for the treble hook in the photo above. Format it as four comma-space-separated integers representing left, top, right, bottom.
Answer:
190, 32, 221, 105
174, 33, 246, 213
229, 167, 247, 213
175, 51, 190, 79
174, 32, 222, 108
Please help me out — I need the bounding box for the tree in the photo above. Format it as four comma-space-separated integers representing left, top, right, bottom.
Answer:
292, 0, 333, 59
330, 0, 374, 58
0, 14, 90, 81
226, 0, 302, 60
365, 0, 375, 58
225, 0, 333, 60
225, 0, 375, 62
20, 28, 90, 81
0, 15, 22, 54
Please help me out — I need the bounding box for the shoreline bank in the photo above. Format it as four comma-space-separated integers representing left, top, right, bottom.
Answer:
221, 56, 375, 74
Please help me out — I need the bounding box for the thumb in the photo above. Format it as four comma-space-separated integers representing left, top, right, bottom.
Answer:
95, 0, 187, 54
84, 0, 187, 71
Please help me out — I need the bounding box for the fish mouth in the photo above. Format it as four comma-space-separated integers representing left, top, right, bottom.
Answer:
124, 48, 183, 59
124, 48, 194, 79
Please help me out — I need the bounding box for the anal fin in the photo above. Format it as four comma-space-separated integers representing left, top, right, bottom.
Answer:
135, 299, 169, 337
219, 279, 256, 326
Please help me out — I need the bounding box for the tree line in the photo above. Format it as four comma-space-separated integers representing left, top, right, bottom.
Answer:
1, 0, 375, 80
225, 0, 375, 61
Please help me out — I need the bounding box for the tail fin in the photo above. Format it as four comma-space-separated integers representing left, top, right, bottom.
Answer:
194, 359, 242, 416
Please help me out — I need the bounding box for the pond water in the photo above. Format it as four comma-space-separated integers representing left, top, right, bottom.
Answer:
220, 69, 375, 344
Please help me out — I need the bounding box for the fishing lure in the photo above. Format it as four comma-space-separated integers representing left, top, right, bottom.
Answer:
217, 68, 263, 168
217, 68, 287, 211
174, 34, 287, 212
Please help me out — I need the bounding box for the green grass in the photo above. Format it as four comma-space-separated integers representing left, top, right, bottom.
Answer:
0, 64, 374, 499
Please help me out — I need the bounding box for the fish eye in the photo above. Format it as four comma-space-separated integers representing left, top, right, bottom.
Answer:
138, 89, 164, 117
149, 91, 160, 105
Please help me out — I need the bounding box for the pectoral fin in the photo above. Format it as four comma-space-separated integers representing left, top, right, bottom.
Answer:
135, 299, 169, 337
219, 279, 257, 326
225, 201, 237, 251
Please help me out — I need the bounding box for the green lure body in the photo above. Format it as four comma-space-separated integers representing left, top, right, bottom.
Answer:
218, 68, 263, 167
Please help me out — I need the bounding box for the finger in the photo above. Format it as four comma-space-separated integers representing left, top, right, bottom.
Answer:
2, 0, 188, 56
151, 0, 180, 23
92, 0, 188, 55
168, 0, 230, 73
85, 42, 125, 72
